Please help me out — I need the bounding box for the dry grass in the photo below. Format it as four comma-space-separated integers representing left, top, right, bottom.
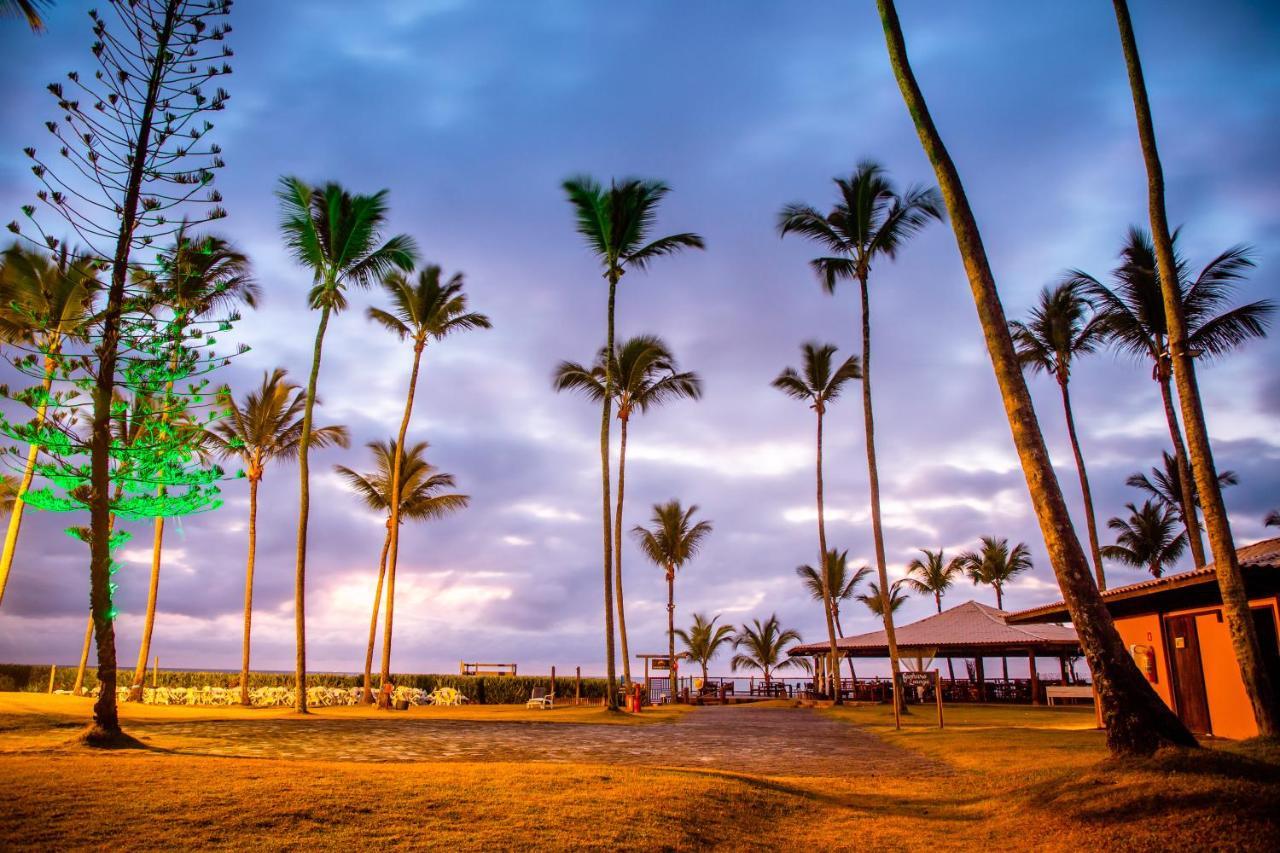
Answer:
1, 695, 1277, 850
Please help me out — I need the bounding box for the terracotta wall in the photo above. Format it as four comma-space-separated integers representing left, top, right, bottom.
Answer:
1113, 612, 1172, 706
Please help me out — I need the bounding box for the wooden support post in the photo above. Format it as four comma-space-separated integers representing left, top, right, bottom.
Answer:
935, 669, 944, 729
975, 657, 985, 702
47, 664, 56, 694
550, 666, 556, 699
1058, 656, 1070, 685
153, 656, 159, 690
575, 666, 581, 705
1028, 650, 1040, 705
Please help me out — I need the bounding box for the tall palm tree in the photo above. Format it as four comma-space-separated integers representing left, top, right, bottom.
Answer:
127, 226, 257, 701
1071, 227, 1271, 568
0, 244, 99, 607
632, 500, 712, 700
958, 536, 1031, 681
1111, 0, 1276, 736
905, 548, 963, 680
773, 341, 860, 703
674, 612, 735, 686
779, 162, 941, 716
1010, 280, 1109, 588
335, 439, 469, 702
795, 548, 870, 683
1126, 450, 1236, 548
562, 175, 704, 709
206, 368, 349, 704
875, 0, 1196, 755
1103, 501, 1187, 579
730, 614, 802, 687
857, 579, 908, 617
554, 334, 702, 690
277, 177, 417, 712
368, 265, 489, 687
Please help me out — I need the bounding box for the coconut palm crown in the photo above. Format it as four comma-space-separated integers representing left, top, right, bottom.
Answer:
1102, 500, 1187, 579
730, 614, 802, 684
674, 612, 736, 684
368, 265, 491, 349
957, 536, 1032, 611
904, 548, 963, 613
795, 549, 871, 624
857, 579, 908, 617
1125, 450, 1237, 544
334, 439, 470, 523
771, 341, 861, 414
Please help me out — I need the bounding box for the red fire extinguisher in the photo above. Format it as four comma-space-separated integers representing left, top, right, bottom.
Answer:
1129, 644, 1158, 684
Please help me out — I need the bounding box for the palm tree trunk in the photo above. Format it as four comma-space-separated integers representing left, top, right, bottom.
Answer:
0, 355, 57, 607
599, 273, 619, 710
814, 408, 843, 704
1113, 0, 1278, 736
833, 610, 857, 685
239, 475, 260, 706
380, 343, 425, 685
667, 569, 676, 702
877, 0, 1196, 755
858, 273, 905, 720
127, 514, 165, 700
1157, 367, 1205, 567
363, 523, 392, 703
73, 612, 93, 696
1059, 379, 1106, 589
996, 583, 1009, 682
935, 594, 956, 682
613, 414, 632, 689
293, 302, 333, 714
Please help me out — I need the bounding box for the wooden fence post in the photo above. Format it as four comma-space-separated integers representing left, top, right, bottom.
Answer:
575, 666, 581, 705
935, 670, 944, 729
153, 656, 159, 690
550, 666, 556, 699
47, 664, 56, 693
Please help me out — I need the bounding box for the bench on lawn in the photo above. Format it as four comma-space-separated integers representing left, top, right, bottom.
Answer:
1045, 685, 1094, 706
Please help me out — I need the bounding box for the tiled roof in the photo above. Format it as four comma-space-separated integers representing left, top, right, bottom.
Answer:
788, 599, 1078, 656
1008, 536, 1280, 623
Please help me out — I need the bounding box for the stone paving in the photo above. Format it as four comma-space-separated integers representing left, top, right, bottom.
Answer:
125, 704, 946, 777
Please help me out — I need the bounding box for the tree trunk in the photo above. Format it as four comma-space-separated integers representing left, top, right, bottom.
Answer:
127, 514, 165, 700
833, 609, 857, 685
667, 568, 676, 702
814, 408, 843, 704
363, 523, 392, 703
0, 354, 57, 607
996, 584, 1009, 682
599, 273, 619, 709
877, 0, 1197, 755
1059, 379, 1106, 589
858, 273, 905, 720
239, 474, 260, 705
73, 612, 93, 696
86, 0, 181, 740
1157, 367, 1205, 567
1112, 0, 1278, 736
613, 414, 632, 689
380, 343, 425, 685
293, 303, 333, 714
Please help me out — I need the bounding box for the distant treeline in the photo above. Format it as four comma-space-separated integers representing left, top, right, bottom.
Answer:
0, 665, 610, 705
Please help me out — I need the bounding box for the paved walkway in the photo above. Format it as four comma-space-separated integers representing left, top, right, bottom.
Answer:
126, 705, 944, 777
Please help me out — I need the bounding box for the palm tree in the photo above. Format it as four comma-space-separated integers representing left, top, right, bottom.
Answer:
857, 579, 908, 617
958, 537, 1031, 681
0, 474, 17, 514
277, 177, 417, 712
773, 341, 860, 703
1, 0, 50, 31
1071, 227, 1271, 568
1126, 450, 1236, 547
1010, 280, 1109, 588
127, 226, 257, 701
367, 265, 489, 687
875, 0, 1196, 755
1111, 0, 1277, 737
674, 612, 735, 686
0, 244, 99, 608
562, 175, 704, 709
730, 614, 802, 687
335, 439, 469, 702
905, 548, 963, 680
632, 500, 712, 700
554, 334, 701, 690
795, 548, 870, 683
1102, 501, 1187, 579
206, 369, 349, 704
779, 162, 941, 716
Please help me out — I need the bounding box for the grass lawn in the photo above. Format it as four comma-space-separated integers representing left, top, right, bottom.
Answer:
1, 695, 1277, 850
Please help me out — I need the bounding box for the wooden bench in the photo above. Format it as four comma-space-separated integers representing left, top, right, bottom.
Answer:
1045, 685, 1094, 706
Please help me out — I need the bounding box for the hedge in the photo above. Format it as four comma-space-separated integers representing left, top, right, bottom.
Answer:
0, 664, 611, 704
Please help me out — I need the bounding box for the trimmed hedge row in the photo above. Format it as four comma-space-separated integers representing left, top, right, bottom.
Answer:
0, 664, 610, 704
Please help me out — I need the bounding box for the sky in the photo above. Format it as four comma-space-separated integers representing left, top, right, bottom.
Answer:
0, 1, 1277, 679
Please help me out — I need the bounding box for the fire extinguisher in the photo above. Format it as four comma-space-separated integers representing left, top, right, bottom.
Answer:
1129, 644, 1158, 684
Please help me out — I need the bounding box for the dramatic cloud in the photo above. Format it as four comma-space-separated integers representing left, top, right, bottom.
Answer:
1, 2, 1276, 679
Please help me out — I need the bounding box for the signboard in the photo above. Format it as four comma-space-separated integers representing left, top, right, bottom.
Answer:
901, 672, 934, 686
650, 657, 671, 672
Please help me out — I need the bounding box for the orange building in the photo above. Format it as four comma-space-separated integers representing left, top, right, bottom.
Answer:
1009, 537, 1280, 739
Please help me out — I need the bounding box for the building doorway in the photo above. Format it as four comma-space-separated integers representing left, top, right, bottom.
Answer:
1164, 613, 1212, 734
